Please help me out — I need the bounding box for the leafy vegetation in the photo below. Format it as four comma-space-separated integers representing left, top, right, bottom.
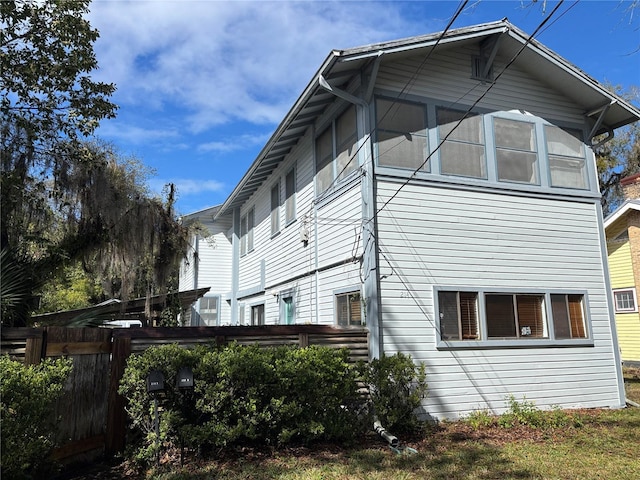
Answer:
118, 344, 427, 467
0, 355, 73, 480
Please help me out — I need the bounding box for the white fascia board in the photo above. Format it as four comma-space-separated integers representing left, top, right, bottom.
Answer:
604, 201, 640, 230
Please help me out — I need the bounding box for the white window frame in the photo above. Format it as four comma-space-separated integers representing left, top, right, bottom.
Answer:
315, 105, 358, 196
240, 207, 254, 256
198, 295, 220, 326
251, 303, 265, 326
613, 288, 638, 313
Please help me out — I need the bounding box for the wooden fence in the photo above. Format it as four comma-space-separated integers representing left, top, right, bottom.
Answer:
1, 325, 369, 463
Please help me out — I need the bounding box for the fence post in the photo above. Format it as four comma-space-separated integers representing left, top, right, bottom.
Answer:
105, 334, 131, 455
24, 329, 45, 365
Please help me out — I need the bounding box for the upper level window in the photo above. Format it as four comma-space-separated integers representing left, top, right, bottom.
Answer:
613, 288, 638, 313
316, 105, 358, 195
376, 98, 428, 171
336, 291, 362, 326
437, 107, 486, 178
437, 289, 588, 344
494, 118, 538, 184
285, 167, 296, 224
240, 207, 254, 256
271, 181, 280, 236
545, 125, 587, 189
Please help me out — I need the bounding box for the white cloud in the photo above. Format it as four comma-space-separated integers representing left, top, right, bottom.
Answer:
97, 120, 181, 145
149, 177, 226, 197
198, 132, 271, 153
87, 1, 427, 132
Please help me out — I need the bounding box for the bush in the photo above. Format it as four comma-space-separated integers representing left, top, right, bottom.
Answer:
119, 343, 364, 464
359, 352, 428, 433
0, 355, 72, 480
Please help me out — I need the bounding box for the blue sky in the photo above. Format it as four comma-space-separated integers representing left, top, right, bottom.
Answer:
87, 0, 640, 215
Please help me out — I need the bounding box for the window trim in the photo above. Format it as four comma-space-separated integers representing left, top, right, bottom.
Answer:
434, 286, 593, 349
334, 288, 363, 327
198, 295, 221, 326
372, 92, 597, 197
240, 207, 255, 256
613, 288, 638, 313
315, 104, 359, 197
271, 181, 280, 237
285, 166, 296, 225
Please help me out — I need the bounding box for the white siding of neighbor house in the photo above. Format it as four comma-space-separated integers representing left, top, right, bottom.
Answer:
196, 216, 233, 325
375, 181, 620, 419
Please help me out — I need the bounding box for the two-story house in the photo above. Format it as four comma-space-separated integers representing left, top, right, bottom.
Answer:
605, 175, 640, 366
179, 19, 640, 419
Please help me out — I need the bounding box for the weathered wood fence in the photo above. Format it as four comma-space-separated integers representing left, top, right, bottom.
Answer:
1, 325, 369, 463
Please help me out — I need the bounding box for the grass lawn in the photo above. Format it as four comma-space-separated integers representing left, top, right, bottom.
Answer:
65, 368, 640, 480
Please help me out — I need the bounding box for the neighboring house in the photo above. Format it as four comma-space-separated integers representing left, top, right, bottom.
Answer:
604, 175, 640, 366
179, 20, 640, 419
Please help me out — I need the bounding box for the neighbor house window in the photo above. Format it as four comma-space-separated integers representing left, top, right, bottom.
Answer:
613, 288, 638, 313
545, 125, 587, 189
240, 208, 254, 256
285, 167, 296, 224
494, 117, 538, 184
437, 289, 587, 343
438, 291, 479, 340
336, 291, 362, 326
251, 304, 265, 326
316, 105, 358, 194
376, 98, 428, 171
271, 182, 280, 236
437, 107, 486, 178
199, 296, 219, 326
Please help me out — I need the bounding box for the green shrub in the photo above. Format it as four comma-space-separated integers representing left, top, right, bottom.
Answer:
0, 355, 72, 480
119, 343, 364, 464
464, 408, 496, 429
359, 352, 428, 433
118, 343, 206, 464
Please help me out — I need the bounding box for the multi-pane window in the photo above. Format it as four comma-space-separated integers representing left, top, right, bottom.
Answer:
240, 207, 254, 256
376, 98, 428, 170
285, 168, 296, 224
545, 125, 587, 189
613, 288, 638, 313
494, 118, 538, 184
438, 291, 479, 340
271, 182, 280, 236
316, 105, 358, 195
485, 294, 546, 338
437, 290, 587, 342
336, 291, 362, 326
251, 304, 265, 326
199, 296, 219, 326
437, 107, 486, 178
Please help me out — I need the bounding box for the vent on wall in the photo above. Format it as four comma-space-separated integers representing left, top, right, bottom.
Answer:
472, 56, 494, 83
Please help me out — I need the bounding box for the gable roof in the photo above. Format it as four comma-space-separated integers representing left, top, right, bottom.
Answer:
604, 199, 640, 232
215, 18, 640, 219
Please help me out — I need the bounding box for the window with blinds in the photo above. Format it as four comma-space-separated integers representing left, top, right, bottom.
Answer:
336, 291, 362, 326
438, 291, 479, 340
437, 289, 585, 343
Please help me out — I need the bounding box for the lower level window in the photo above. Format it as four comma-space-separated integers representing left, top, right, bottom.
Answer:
437, 289, 587, 342
281, 295, 295, 325
251, 304, 265, 326
337, 291, 362, 326
199, 296, 219, 326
